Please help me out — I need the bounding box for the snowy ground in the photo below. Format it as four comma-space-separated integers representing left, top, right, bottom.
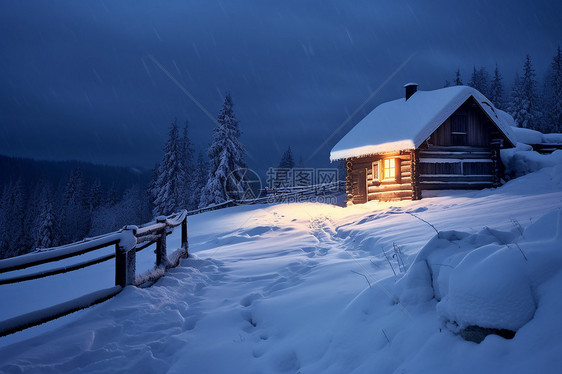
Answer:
1, 165, 562, 373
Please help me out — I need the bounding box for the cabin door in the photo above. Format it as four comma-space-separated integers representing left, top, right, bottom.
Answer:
355, 168, 368, 204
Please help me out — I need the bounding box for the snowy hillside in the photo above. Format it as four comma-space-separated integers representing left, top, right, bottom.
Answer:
1, 165, 562, 373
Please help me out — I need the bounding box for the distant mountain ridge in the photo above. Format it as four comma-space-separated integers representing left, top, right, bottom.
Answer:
0, 154, 151, 196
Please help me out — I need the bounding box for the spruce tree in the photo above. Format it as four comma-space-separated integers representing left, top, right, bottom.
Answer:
547, 46, 562, 132
148, 163, 159, 214
181, 121, 196, 209
199, 92, 246, 207
117, 185, 144, 227
469, 66, 490, 97
34, 184, 56, 249
509, 73, 525, 128
192, 151, 208, 210
0, 186, 4, 257
0, 180, 26, 257
105, 183, 119, 207
511, 55, 542, 130
61, 167, 89, 243
89, 179, 104, 212
469, 66, 479, 89
278, 146, 295, 169
454, 69, 463, 85
152, 120, 186, 216
24, 180, 46, 249
489, 64, 504, 109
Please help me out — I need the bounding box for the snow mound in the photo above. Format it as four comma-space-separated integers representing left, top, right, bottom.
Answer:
511, 125, 562, 145
395, 230, 471, 305
396, 209, 562, 337
543, 133, 562, 143
501, 126, 562, 178
501, 148, 562, 178
510, 126, 543, 144
437, 244, 535, 331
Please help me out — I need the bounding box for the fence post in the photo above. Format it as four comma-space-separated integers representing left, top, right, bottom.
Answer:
181, 215, 188, 255
115, 226, 137, 287
156, 216, 169, 267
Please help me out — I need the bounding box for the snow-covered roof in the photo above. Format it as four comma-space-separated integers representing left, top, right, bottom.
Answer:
330, 85, 517, 161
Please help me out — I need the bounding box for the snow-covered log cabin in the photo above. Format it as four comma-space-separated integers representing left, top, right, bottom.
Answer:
330, 84, 517, 204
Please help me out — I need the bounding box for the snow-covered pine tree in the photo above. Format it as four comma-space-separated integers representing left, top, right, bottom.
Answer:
0, 186, 4, 257
546, 46, 562, 132
199, 92, 246, 208
469, 67, 478, 89
192, 151, 209, 209
61, 167, 89, 243
120, 185, 145, 225
23, 180, 45, 249
0, 185, 9, 258
0, 180, 27, 258
89, 179, 104, 212
105, 183, 119, 207
33, 184, 56, 249
152, 120, 186, 216
510, 55, 543, 130
148, 163, 159, 214
278, 146, 295, 169
181, 121, 196, 209
469, 66, 490, 97
509, 73, 525, 128
454, 69, 463, 85
489, 64, 504, 109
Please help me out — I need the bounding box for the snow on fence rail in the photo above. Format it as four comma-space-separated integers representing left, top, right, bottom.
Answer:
0, 182, 344, 337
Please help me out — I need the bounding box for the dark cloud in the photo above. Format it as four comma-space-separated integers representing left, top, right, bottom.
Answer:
0, 0, 560, 172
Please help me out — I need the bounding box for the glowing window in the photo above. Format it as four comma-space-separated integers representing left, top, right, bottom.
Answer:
383, 158, 395, 179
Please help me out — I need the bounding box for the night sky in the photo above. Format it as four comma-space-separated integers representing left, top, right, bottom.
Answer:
1, 0, 561, 174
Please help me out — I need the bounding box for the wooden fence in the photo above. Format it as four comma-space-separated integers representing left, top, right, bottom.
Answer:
0, 181, 345, 337
0, 211, 188, 337
530, 142, 562, 154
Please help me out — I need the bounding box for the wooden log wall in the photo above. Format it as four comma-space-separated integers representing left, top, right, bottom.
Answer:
427, 98, 493, 147
411, 150, 421, 200
346, 151, 414, 203
417, 146, 496, 190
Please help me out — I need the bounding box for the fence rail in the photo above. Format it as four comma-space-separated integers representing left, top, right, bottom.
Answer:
0, 181, 344, 337
530, 142, 562, 154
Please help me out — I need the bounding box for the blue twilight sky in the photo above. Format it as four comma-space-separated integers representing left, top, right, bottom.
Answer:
0, 0, 561, 173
